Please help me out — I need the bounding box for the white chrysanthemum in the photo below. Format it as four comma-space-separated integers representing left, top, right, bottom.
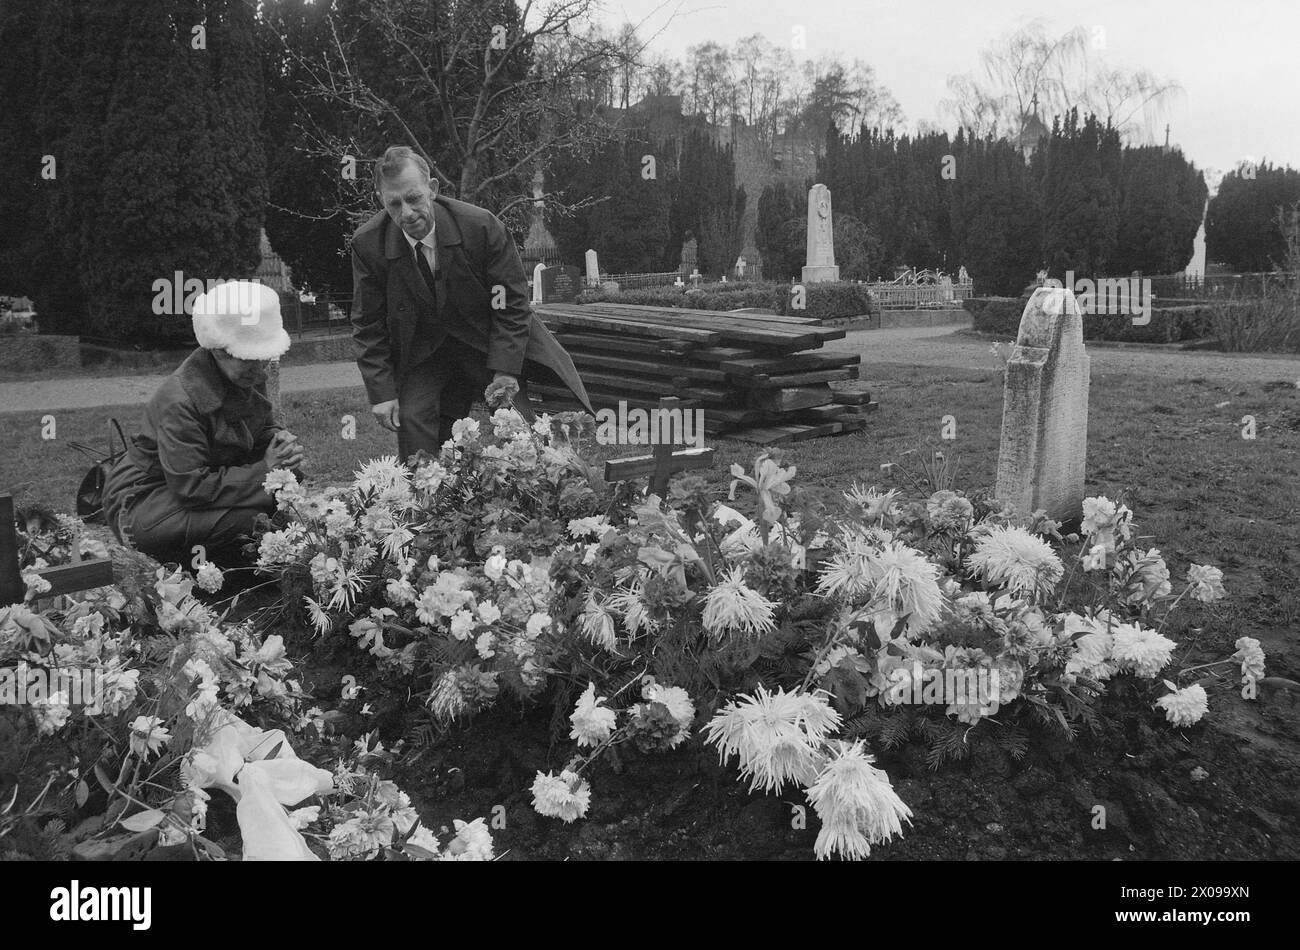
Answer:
702, 565, 778, 638
415, 570, 474, 624
642, 682, 695, 746
404, 825, 442, 859
864, 541, 947, 636
531, 769, 591, 823
608, 583, 657, 636
804, 740, 912, 861
965, 526, 1064, 599
816, 529, 881, 600
1111, 623, 1176, 678
1155, 684, 1208, 727
842, 484, 900, 522
1233, 636, 1265, 683
580, 592, 618, 650
702, 686, 841, 793
570, 682, 617, 747
1187, 564, 1226, 603
567, 515, 611, 540
441, 817, 495, 861
262, 468, 304, 504
353, 455, 410, 494
526, 613, 551, 638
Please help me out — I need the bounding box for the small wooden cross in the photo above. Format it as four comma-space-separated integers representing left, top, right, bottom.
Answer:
0, 493, 116, 606
602, 396, 715, 498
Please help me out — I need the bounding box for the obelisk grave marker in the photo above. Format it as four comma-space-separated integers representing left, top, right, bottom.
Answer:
994, 287, 1090, 523
802, 183, 840, 284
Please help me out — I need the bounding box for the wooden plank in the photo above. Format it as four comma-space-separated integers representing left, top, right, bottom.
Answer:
600, 304, 816, 327
745, 367, 856, 389
570, 304, 835, 347
687, 345, 764, 363
37, 559, 115, 597
791, 403, 854, 422
605, 447, 716, 481
568, 351, 731, 384
0, 494, 24, 605
536, 306, 722, 343
747, 386, 834, 412
593, 303, 839, 335
717, 351, 861, 375
568, 370, 732, 404
840, 401, 879, 415
728, 422, 845, 444
555, 332, 694, 356
832, 389, 873, 405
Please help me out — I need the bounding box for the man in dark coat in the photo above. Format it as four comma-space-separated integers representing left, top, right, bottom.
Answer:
351, 146, 592, 459
104, 282, 302, 570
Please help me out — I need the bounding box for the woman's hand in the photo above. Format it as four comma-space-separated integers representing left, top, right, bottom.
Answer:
264, 429, 304, 470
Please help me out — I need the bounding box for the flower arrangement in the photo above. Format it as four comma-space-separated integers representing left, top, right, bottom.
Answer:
249, 403, 1254, 860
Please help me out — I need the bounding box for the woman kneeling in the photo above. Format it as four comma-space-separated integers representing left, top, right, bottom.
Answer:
104, 281, 304, 569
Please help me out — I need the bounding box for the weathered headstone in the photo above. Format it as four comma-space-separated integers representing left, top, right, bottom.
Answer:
584, 249, 600, 287
994, 287, 1090, 523
264, 360, 283, 422
531, 262, 546, 304
540, 265, 581, 303
802, 183, 840, 284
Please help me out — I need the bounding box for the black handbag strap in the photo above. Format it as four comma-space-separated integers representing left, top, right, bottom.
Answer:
108, 417, 128, 456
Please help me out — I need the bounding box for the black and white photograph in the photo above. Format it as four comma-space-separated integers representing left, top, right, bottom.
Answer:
0, 0, 1293, 916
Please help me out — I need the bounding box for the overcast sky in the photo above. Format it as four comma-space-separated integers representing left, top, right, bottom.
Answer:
596, 0, 1298, 184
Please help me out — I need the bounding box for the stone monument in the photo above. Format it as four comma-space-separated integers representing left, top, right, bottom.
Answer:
994, 288, 1091, 523
802, 184, 840, 284
584, 249, 600, 287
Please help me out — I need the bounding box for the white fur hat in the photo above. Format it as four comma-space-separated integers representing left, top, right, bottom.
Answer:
191, 281, 292, 361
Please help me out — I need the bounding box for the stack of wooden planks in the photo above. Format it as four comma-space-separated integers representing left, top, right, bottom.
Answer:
529, 302, 877, 444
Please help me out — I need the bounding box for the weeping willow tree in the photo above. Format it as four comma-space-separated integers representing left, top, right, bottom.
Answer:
939, 19, 1181, 151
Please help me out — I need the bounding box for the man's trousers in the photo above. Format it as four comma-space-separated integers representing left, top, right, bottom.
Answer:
396, 335, 533, 460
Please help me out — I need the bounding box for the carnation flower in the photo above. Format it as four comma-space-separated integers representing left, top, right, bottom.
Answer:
925, 490, 974, 530
1233, 636, 1265, 685
287, 806, 320, 831
415, 570, 474, 624
965, 526, 1064, 600
804, 740, 912, 860
442, 817, 495, 861
32, 691, 72, 735
525, 613, 551, 638
475, 632, 496, 659
701, 565, 778, 638
404, 825, 442, 859
412, 460, 448, 494
531, 769, 592, 823
449, 609, 477, 641
1110, 623, 1176, 678
1155, 683, 1208, 727
570, 682, 617, 747
1062, 614, 1118, 682
702, 686, 840, 793
1187, 564, 1226, 603
451, 418, 480, 445
262, 468, 304, 506
327, 812, 396, 860
640, 682, 695, 746
194, 562, 224, 594
1115, 548, 1172, 605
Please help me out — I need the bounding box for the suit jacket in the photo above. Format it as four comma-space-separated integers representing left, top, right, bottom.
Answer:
350, 195, 592, 412
103, 348, 280, 523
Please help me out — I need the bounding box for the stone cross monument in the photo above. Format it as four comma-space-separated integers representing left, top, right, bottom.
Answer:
802, 183, 840, 283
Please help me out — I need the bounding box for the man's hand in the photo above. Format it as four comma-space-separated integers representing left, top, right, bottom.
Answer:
371, 398, 401, 432
484, 372, 519, 409
265, 430, 305, 470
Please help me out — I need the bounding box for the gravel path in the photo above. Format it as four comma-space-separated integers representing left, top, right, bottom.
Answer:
828, 322, 1300, 383
1, 323, 1297, 414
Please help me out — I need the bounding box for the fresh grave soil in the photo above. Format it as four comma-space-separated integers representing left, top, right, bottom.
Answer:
236, 618, 1300, 862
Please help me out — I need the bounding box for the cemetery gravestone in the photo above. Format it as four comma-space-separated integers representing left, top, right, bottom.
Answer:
540, 265, 581, 304
531, 262, 546, 304
802, 183, 840, 284
585, 249, 600, 287
994, 287, 1091, 523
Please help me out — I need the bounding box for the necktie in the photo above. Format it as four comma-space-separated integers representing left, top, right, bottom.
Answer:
414, 240, 437, 295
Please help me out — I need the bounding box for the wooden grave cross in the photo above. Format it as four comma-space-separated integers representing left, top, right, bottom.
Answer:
602, 396, 715, 498
0, 493, 116, 606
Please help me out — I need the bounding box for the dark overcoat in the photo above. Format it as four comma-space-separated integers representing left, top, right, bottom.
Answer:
349, 195, 592, 411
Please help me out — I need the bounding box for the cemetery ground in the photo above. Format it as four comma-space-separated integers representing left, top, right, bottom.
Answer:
3, 339, 1298, 860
